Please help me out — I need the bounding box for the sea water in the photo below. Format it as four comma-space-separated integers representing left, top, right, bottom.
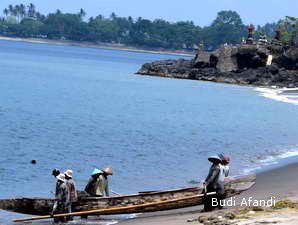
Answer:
0, 40, 297, 224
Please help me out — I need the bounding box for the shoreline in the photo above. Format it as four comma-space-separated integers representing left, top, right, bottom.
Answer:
0, 36, 195, 57
120, 161, 298, 225
255, 87, 298, 105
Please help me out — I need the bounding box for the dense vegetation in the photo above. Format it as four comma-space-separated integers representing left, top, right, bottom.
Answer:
0, 3, 297, 51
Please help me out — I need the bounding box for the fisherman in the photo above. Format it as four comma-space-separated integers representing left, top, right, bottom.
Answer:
84, 168, 103, 196
99, 167, 113, 197
51, 173, 70, 223
64, 169, 78, 221
52, 169, 60, 199
218, 153, 231, 177
52, 168, 60, 178
203, 155, 225, 212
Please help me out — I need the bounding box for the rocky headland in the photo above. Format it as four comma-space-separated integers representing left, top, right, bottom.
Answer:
137, 43, 298, 88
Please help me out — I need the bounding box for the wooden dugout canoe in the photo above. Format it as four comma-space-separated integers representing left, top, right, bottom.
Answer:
0, 174, 255, 216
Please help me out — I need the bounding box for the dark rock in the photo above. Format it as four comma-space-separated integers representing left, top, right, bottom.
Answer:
267, 64, 279, 75
194, 51, 212, 68
216, 46, 238, 72
275, 47, 298, 69
136, 44, 298, 88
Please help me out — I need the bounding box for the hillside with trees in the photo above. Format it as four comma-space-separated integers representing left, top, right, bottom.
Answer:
0, 3, 297, 51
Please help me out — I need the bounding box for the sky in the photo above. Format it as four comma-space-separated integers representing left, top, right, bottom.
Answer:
0, 0, 297, 26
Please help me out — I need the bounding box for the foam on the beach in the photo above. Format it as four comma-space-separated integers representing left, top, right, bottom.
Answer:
241, 87, 298, 174
242, 148, 298, 175
255, 87, 298, 105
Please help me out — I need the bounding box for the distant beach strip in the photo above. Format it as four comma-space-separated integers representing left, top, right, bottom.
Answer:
0, 36, 195, 57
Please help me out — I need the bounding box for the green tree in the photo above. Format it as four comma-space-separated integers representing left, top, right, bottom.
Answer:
212, 10, 243, 27
27, 3, 36, 18
3, 8, 9, 17
79, 8, 86, 19
8, 5, 14, 16
203, 10, 246, 49
88, 15, 119, 42
1, 4, 295, 50
43, 12, 89, 40
19, 4, 26, 20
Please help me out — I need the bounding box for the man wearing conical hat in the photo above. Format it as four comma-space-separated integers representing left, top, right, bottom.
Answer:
64, 169, 77, 221
84, 168, 103, 196
51, 173, 70, 223
98, 167, 113, 197
203, 155, 225, 212
84, 167, 113, 197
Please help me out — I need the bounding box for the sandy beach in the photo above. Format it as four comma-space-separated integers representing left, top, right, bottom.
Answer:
0, 36, 195, 57
120, 162, 298, 225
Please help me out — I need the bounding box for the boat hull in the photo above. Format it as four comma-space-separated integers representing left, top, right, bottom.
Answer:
0, 174, 255, 216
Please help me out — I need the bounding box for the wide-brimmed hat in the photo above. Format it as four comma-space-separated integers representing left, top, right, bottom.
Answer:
92, 168, 103, 175
57, 173, 66, 182
208, 155, 222, 164
102, 167, 113, 175
64, 169, 73, 178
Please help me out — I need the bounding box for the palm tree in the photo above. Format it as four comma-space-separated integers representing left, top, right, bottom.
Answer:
8, 4, 13, 14
79, 8, 86, 19
3, 8, 9, 17
28, 3, 36, 17
15, 5, 21, 22
19, 4, 26, 20
35, 12, 45, 21
110, 12, 117, 20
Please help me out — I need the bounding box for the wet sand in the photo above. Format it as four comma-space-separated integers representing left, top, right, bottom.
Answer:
120, 162, 298, 225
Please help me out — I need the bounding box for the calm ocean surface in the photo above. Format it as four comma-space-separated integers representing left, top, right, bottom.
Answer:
0, 40, 297, 224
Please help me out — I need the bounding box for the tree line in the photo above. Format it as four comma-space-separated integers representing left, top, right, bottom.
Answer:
0, 3, 297, 50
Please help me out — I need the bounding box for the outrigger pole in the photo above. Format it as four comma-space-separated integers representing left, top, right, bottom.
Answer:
13, 192, 216, 222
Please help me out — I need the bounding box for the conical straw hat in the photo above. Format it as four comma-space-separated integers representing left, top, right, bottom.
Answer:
64, 169, 73, 178
57, 173, 66, 182
102, 167, 113, 175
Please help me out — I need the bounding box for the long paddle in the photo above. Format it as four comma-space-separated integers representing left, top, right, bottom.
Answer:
13, 191, 216, 222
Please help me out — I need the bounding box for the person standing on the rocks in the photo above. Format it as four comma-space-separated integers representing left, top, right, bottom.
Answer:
64, 169, 78, 221
51, 173, 70, 223
203, 155, 225, 212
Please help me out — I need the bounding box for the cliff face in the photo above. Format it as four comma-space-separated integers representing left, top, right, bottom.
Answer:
137, 44, 298, 88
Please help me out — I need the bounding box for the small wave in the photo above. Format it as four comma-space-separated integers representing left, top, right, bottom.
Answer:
241, 148, 298, 175
255, 87, 298, 105
278, 150, 298, 159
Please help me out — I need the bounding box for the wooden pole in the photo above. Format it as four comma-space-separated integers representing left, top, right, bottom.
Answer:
13, 192, 216, 222
111, 190, 121, 196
